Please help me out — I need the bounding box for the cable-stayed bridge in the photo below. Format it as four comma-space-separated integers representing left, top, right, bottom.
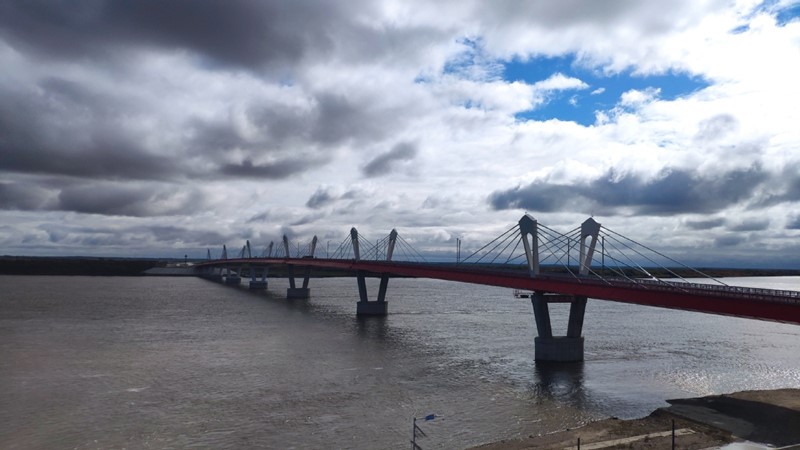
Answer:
195, 214, 800, 361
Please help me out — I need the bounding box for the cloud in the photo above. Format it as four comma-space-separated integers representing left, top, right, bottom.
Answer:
306, 187, 337, 209
684, 217, 726, 230
136, 225, 229, 246
220, 158, 319, 179
0, 79, 180, 181
694, 114, 738, 142
728, 218, 770, 232
362, 142, 418, 177
533, 73, 589, 91
489, 165, 769, 216
619, 87, 661, 107
0, 181, 55, 211
0, 0, 343, 71
714, 235, 746, 247
56, 183, 207, 217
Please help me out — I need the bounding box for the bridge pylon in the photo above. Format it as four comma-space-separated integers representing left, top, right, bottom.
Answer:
354, 228, 397, 316
245, 240, 268, 290
222, 244, 241, 286
284, 235, 317, 299
522, 216, 600, 362
200, 248, 224, 282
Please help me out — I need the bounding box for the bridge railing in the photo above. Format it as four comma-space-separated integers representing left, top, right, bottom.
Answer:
580, 275, 800, 305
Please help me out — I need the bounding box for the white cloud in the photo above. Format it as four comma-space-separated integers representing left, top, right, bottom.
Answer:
533, 72, 589, 91
619, 87, 661, 107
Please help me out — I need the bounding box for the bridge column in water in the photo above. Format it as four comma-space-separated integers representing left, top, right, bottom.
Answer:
354, 228, 397, 316
219, 244, 242, 286
202, 248, 224, 282
245, 240, 268, 290
521, 215, 600, 362
284, 235, 317, 299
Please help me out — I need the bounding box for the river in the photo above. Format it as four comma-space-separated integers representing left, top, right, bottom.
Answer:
1, 275, 798, 448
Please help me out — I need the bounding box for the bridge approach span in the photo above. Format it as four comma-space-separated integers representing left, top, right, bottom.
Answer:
200, 257, 800, 326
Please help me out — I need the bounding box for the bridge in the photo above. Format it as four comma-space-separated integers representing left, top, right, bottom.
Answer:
194, 214, 800, 362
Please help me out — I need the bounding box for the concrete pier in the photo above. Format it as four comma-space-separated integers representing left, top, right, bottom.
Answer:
287, 287, 310, 299
531, 292, 586, 362
224, 275, 241, 286
286, 264, 311, 299
249, 280, 268, 290
205, 273, 223, 282
534, 336, 584, 362
355, 272, 389, 316
356, 300, 388, 316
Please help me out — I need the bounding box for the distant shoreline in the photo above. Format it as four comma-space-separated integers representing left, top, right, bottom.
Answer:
0, 255, 164, 276
1, 255, 799, 277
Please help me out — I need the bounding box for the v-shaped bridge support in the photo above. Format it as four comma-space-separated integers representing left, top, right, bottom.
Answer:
354, 228, 398, 316
521, 215, 600, 362
284, 235, 317, 299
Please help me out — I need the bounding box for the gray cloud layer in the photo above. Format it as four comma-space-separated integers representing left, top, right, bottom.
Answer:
489, 166, 774, 215
0, 0, 342, 70
362, 142, 418, 177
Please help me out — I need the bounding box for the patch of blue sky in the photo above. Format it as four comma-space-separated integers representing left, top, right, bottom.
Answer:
775, 2, 800, 25
504, 55, 710, 126
750, 0, 800, 25
731, 23, 750, 34
442, 37, 504, 81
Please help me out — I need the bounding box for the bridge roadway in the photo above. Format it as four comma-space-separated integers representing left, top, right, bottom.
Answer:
198, 257, 800, 325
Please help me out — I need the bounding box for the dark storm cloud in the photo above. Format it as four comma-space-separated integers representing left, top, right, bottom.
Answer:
787, 216, 800, 230
0, 79, 178, 181
362, 142, 418, 177
220, 158, 320, 179
1, 2, 428, 187
0, 0, 347, 71
489, 166, 768, 215
684, 217, 726, 230
56, 184, 207, 217
0, 181, 53, 210
0, 0, 444, 73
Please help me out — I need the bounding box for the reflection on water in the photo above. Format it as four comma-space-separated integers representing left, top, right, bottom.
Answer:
533, 362, 586, 403
355, 315, 390, 340
0, 275, 799, 449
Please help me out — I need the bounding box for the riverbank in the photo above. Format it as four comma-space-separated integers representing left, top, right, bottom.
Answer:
0, 255, 163, 275
472, 388, 800, 449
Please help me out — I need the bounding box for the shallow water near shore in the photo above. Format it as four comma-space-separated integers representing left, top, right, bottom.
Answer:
1, 275, 799, 448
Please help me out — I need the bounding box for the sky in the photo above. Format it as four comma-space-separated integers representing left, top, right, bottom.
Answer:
1, 0, 799, 268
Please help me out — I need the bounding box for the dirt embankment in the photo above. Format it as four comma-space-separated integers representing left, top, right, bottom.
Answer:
473, 389, 800, 450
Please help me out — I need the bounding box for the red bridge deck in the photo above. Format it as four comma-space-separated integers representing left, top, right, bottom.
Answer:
197, 258, 800, 325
